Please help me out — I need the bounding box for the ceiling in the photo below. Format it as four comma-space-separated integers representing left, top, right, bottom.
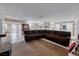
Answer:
0, 3, 79, 20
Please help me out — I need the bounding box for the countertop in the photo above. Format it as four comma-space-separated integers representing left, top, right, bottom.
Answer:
0, 34, 6, 37
0, 34, 10, 54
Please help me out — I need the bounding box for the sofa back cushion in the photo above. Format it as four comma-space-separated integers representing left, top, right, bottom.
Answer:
24, 30, 71, 38
49, 30, 71, 37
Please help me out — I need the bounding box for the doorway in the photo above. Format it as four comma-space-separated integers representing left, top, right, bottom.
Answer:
5, 22, 23, 44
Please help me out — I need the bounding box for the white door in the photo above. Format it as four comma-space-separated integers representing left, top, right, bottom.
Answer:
11, 24, 17, 43
11, 24, 23, 43
6, 23, 23, 43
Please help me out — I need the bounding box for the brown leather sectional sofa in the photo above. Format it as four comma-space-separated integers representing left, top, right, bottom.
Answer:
24, 30, 71, 47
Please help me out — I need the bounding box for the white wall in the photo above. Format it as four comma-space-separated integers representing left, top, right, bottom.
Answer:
77, 17, 79, 44
28, 20, 50, 30
77, 18, 79, 34
0, 17, 4, 42
27, 18, 75, 32
0, 17, 3, 33
49, 18, 75, 32
55, 22, 73, 32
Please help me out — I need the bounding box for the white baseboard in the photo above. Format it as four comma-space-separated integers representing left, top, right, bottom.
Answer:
41, 38, 68, 49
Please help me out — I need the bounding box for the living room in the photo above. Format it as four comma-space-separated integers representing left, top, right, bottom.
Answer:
0, 3, 79, 56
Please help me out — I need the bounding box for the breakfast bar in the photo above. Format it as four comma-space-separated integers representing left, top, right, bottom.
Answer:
0, 34, 11, 56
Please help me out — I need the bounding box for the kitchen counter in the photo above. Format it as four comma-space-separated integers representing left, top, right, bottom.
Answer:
0, 34, 6, 37
0, 34, 11, 56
